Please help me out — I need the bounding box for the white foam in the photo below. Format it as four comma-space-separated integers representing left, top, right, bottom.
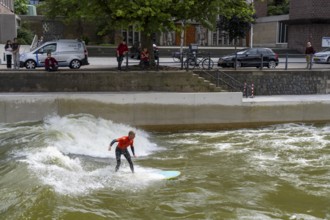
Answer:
15, 114, 166, 195
43, 114, 159, 158
20, 146, 168, 195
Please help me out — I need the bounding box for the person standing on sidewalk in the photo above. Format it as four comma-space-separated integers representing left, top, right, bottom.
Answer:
305, 41, 315, 69
4, 40, 13, 69
12, 38, 20, 69
116, 39, 128, 70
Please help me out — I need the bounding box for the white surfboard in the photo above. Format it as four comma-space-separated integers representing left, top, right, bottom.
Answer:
156, 170, 181, 179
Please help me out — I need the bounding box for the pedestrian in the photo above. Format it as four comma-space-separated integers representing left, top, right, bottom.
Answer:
4, 40, 13, 69
116, 39, 128, 70
108, 130, 137, 173
44, 52, 58, 71
37, 36, 44, 47
12, 38, 20, 69
305, 41, 315, 69
140, 47, 150, 68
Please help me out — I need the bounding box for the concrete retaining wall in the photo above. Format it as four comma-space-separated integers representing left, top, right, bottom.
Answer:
0, 71, 219, 92
1, 69, 330, 95
197, 70, 330, 95
1, 93, 330, 131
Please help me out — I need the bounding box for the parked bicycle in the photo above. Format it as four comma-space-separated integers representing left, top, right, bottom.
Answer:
172, 51, 182, 62
184, 52, 214, 70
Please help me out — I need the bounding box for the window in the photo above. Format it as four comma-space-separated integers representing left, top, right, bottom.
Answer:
37, 43, 56, 54
278, 21, 288, 43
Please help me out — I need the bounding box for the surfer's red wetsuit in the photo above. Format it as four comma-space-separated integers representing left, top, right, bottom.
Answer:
116, 136, 134, 150
109, 131, 136, 173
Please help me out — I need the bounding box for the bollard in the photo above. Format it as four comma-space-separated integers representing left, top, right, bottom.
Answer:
285, 53, 288, 70
260, 54, 263, 70
250, 82, 254, 98
243, 82, 248, 98
125, 53, 128, 70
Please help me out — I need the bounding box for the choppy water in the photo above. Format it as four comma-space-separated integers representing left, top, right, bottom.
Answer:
0, 114, 330, 220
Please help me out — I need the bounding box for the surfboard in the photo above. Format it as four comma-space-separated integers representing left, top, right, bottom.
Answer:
156, 170, 181, 179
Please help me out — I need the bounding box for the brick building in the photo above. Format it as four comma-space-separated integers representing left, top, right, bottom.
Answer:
253, 0, 330, 53
288, 0, 330, 53
0, 0, 17, 43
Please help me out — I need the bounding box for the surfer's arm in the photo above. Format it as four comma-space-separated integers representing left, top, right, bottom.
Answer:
108, 139, 118, 151
130, 145, 136, 157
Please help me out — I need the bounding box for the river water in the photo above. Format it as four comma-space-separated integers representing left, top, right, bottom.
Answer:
0, 114, 329, 220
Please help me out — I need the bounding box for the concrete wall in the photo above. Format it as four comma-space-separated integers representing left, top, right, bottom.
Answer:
0, 71, 220, 92
0, 13, 17, 44
1, 70, 330, 95
1, 93, 330, 131
197, 70, 330, 95
253, 15, 289, 48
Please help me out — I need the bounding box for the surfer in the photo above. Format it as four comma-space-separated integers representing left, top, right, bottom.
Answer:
108, 131, 137, 173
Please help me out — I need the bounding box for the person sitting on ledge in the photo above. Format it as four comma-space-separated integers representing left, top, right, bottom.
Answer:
140, 47, 150, 69
45, 52, 58, 71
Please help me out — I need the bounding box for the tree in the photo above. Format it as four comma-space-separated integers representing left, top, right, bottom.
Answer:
14, 0, 29, 15
268, 0, 290, 15
217, 14, 255, 48
41, 0, 254, 62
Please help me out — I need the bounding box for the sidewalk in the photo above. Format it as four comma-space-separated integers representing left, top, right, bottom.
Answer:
0, 57, 184, 70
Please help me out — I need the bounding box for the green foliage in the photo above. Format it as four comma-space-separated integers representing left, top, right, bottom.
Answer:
14, 0, 29, 15
217, 0, 255, 45
41, 0, 254, 55
41, 0, 254, 35
268, 0, 290, 16
17, 27, 34, 45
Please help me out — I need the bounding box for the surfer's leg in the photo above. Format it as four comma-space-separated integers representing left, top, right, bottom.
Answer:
123, 150, 134, 173
115, 148, 122, 172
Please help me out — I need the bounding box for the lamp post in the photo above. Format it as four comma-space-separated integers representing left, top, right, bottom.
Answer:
250, 0, 254, 48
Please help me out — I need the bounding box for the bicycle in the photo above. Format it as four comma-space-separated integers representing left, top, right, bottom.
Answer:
184, 52, 214, 70
172, 51, 183, 62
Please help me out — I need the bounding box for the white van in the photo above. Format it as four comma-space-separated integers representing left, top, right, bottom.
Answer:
20, 39, 89, 69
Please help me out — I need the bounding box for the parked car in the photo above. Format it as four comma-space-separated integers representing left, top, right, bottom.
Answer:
313, 48, 330, 64
218, 48, 279, 68
20, 39, 89, 69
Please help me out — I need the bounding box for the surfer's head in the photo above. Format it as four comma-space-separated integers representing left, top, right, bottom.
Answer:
128, 131, 135, 140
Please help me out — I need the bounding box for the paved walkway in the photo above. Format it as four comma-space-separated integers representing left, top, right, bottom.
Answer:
242, 94, 330, 105
1, 56, 330, 70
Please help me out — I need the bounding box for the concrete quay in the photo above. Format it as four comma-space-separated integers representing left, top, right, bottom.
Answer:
1, 92, 330, 131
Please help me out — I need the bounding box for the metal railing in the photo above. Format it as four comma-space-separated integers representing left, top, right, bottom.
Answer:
117, 51, 329, 71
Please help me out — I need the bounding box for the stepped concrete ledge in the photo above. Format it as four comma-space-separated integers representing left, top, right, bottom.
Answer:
1, 93, 330, 131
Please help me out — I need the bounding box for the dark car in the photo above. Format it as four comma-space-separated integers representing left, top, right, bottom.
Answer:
218, 48, 279, 68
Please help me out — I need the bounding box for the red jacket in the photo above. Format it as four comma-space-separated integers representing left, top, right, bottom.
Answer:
117, 43, 128, 56
45, 57, 58, 69
141, 50, 149, 62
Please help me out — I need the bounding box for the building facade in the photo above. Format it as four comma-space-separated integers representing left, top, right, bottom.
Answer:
253, 0, 330, 53
288, 0, 330, 53
0, 0, 18, 43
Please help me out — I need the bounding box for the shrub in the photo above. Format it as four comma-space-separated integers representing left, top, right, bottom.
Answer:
17, 27, 34, 45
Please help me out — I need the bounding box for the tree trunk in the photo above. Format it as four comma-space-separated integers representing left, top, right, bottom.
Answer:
140, 32, 155, 65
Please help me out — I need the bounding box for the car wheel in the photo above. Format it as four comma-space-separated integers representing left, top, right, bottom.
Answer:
70, 59, 81, 69
327, 57, 330, 63
268, 60, 276, 69
25, 60, 36, 69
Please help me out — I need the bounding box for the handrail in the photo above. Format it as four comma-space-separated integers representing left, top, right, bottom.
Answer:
198, 69, 250, 92
110, 49, 329, 71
